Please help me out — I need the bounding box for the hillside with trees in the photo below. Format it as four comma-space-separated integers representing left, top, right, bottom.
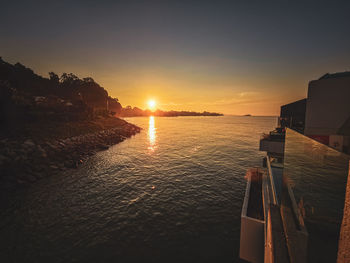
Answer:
0, 57, 122, 137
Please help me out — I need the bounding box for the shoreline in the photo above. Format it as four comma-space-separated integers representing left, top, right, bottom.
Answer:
0, 117, 141, 189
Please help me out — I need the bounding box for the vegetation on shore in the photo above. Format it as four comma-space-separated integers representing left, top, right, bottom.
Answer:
0, 57, 124, 138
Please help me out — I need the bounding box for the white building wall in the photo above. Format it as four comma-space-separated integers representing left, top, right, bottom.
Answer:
304, 76, 350, 136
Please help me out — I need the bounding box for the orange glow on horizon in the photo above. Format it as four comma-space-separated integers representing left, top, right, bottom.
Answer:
147, 99, 156, 111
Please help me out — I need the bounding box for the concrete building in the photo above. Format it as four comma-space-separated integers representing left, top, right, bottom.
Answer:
280, 98, 307, 133
304, 72, 350, 152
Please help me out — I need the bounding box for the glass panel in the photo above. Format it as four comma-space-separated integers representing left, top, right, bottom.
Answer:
283, 128, 350, 262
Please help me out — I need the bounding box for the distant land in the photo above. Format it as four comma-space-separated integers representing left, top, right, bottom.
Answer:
120, 106, 223, 117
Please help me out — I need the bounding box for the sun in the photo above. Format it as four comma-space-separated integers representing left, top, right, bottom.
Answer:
147, 100, 156, 111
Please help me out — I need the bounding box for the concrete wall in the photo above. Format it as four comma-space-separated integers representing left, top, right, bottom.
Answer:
240, 175, 264, 263
304, 76, 350, 136
240, 216, 264, 263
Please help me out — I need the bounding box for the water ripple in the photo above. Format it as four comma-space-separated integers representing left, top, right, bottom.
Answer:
0, 116, 276, 263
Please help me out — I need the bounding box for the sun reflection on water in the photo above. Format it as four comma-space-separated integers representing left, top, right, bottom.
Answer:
148, 116, 157, 152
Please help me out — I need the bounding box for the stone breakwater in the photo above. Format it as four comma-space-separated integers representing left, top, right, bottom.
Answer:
0, 123, 141, 188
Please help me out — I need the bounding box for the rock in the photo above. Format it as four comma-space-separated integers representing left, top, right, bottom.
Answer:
23, 139, 35, 147
16, 178, 26, 184
26, 174, 37, 182
0, 154, 10, 163
98, 144, 109, 150
64, 160, 76, 168
37, 144, 44, 152
27, 170, 43, 180
0, 122, 141, 186
37, 145, 47, 158
17, 173, 37, 183
46, 142, 57, 149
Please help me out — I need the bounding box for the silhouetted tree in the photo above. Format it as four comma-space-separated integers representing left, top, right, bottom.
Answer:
82, 77, 94, 83
0, 58, 129, 122
49, 72, 59, 83
107, 96, 122, 115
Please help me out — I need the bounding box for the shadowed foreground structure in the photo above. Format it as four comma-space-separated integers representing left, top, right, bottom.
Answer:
337, 166, 350, 262
243, 73, 350, 262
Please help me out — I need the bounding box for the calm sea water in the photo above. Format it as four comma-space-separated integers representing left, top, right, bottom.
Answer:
0, 116, 276, 263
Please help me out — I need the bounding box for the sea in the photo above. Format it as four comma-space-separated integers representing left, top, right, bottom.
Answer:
0, 116, 276, 263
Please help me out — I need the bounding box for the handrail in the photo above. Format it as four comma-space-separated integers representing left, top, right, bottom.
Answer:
267, 157, 278, 206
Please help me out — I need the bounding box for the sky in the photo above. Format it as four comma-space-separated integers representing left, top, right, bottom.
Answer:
1, 0, 350, 115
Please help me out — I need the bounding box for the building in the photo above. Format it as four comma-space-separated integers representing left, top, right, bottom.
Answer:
240, 72, 350, 263
278, 72, 350, 154
280, 98, 307, 133
304, 72, 350, 152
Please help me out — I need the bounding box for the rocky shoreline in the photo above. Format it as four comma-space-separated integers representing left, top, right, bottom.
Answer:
0, 122, 141, 189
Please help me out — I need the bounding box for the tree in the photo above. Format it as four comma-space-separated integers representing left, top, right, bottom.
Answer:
107, 96, 122, 115
49, 72, 59, 83
60, 73, 79, 84
82, 77, 94, 83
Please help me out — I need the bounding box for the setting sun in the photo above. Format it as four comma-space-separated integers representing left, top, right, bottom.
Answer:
147, 100, 156, 111
3, 1, 350, 262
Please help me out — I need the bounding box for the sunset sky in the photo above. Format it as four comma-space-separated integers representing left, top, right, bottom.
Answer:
1, 1, 350, 115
